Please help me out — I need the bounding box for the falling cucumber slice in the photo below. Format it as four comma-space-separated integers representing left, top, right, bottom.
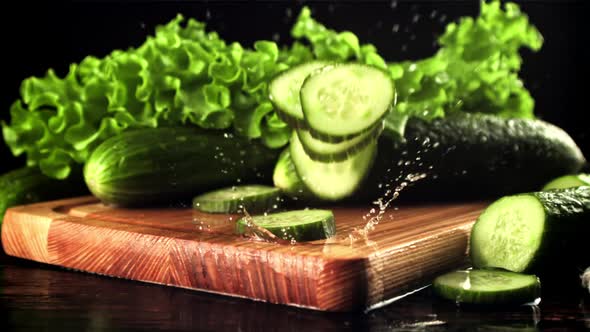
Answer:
433, 269, 541, 305
236, 209, 335, 242
290, 131, 377, 201
542, 173, 590, 190
269, 61, 331, 128
300, 63, 395, 139
296, 121, 384, 162
192, 185, 281, 214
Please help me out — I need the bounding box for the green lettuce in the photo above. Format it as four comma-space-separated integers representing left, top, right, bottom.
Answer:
2, 0, 542, 179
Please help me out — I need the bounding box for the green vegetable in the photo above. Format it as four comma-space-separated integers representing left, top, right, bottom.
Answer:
83, 127, 278, 206
0, 166, 88, 222
269, 60, 331, 127
296, 122, 383, 162
290, 131, 377, 201
192, 185, 281, 214
272, 148, 314, 201
470, 186, 590, 274
542, 173, 590, 190
235, 209, 335, 242
390, 0, 542, 121
3, 1, 541, 181
362, 113, 586, 201
433, 269, 541, 305
300, 63, 394, 139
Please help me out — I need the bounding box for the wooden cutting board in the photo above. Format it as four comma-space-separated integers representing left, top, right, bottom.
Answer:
1, 196, 487, 312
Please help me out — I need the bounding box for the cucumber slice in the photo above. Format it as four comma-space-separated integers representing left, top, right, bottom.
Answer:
192, 185, 281, 214
290, 132, 376, 201
542, 173, 590, 190
297, 121, 384, 162
470, 186, 590, 273
236, 209, 335, 242
300, 63, 395, 138
433, 269, 541, 305
272, 148, 315, 201
269, 61, 330, 127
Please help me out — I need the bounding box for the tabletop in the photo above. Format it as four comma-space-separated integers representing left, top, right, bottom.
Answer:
1, 253, 588, 332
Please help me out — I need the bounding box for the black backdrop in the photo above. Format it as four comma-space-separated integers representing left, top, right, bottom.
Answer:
1, 0, 588, 174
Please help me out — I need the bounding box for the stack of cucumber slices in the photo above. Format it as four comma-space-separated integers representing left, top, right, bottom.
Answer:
270, 61, 396, 201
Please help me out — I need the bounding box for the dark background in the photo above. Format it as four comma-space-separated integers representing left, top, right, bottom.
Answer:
1, 0, 588, 174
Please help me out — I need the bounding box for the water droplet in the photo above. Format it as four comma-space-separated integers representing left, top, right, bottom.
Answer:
392, 24, 400, 33
390, 0, 398, 9
412, 14, 420, 24
430, 10, 438, 18
205, 10, 212, 20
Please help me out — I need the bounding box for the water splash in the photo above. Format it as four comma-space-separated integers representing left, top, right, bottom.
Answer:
349, 171, 427, 243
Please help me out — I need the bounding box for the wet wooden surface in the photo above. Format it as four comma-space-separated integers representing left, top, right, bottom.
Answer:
2, 196, 487, 312
1, 253, 588, 331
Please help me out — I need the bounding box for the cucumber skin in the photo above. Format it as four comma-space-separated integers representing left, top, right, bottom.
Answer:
1, 166, 88, 223
472, 186, 590, 274
362, 113, 587, 201
84, 127, 279, 207
528, 186, 590, 273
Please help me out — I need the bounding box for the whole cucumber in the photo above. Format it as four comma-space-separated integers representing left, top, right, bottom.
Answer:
0, 166, 88, 223
84, 127, 279, 206
363, 113, 587, 201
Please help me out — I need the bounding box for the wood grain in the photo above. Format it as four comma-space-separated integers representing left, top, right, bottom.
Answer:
1, 196, 487, 312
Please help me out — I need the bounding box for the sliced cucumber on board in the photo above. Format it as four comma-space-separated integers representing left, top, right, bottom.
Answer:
542, 173, 590, 190
300, 63, 395, 139
470, 186, 590, 274
235, 209, 335, 242
192, 185, 281, 214
433, 269, 541, 305
269, 61, 330, 127
289, 132, 377, 201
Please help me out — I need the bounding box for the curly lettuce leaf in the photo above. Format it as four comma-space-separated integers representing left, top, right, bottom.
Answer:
390, 0, 543, 121
3, 1, 542, 180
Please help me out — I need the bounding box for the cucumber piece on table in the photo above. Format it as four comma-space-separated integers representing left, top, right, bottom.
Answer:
269, 61, 330, 127
433, 269, 541, 305
542, 173, 590, 190
236, 209, 335, 241
290, 132, 377, 201
296, 121, 384, 162
272, 148, 314, 201
300, 63, 395, 139
470, 186, 590, 274
192, 185, 281, 214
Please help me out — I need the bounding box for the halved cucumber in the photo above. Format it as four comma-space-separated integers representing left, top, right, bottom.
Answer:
433, 269, 541, 305
269, 61, 331, 127
235, 209, 336, 241
542, 173, 590, 190
470, 186, 590, 274
289, 132, 377, 201
296, 121, 384, 162
300, 63, 395, 139
192, 185, 281, 214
